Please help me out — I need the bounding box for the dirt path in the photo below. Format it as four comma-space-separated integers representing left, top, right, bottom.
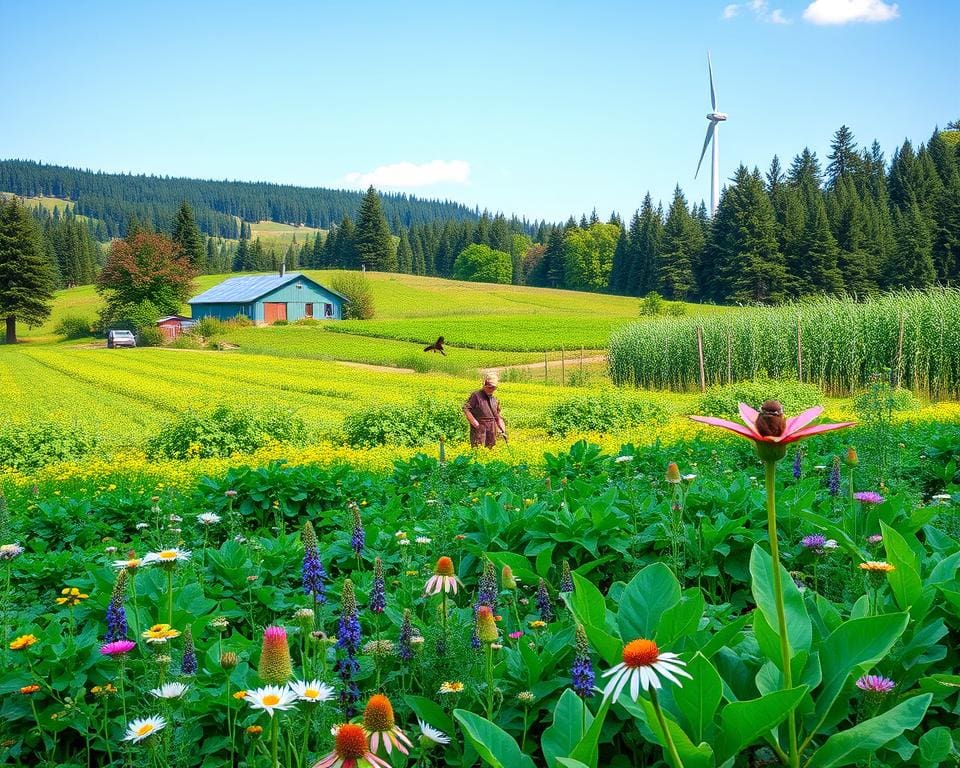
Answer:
337, 360, 416, 374
490, 354, 607, 374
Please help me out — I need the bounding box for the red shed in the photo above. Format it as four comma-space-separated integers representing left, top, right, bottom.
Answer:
156, 316, 196, 341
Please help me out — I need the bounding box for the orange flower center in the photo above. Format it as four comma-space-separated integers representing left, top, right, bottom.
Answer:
159, 551, 177, 560
262, 694, 280, 706
335, 723, 369, 759
363, 693, 396, 731
435, 556, 455, 577
136, 724, 155, 737
622, 638, 660, 668
304, 688, 319, 699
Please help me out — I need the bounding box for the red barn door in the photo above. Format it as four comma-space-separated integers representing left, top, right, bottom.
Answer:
263, 302, 287, 323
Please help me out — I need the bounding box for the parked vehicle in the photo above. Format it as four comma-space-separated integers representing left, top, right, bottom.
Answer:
107, 330, 137, 349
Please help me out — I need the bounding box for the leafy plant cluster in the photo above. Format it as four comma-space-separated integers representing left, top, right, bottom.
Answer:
0, 420, 100, 472
698, 378, 825, 418
343, 397, 463, 448
145, 404, 308, 459
546, 391, 667, 436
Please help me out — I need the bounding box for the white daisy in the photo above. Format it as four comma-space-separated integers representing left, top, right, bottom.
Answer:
0, 543, 25, 560
135, 522, 150, 530
198, 512, 222, 525
112, 557, 142, 570
682, 474, 697, 482
246, 685, 298, 717
418, 718, 451, 745
614, 455, 633, 463
149, 682, 189, 699
415, 536, 432, 545
289, 679, 335, 704
932, 493, 952, 501
122, 715, 167, 743
142, 548, 192, 566
601, 638, 692, 704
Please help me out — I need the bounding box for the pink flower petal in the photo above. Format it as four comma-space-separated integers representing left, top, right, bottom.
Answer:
689, 415, 759, 441
781, 421, 856, 443
737, 403, 763, 437
783, 406, 824, 436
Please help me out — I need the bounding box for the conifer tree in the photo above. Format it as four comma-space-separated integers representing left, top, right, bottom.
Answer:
172, 202, 206, 271
658, 186, 703, 300
887, 203, 936, 288
334, 215, 357, 269
609, 225, 631, 293
354, 187, 395, 272
709, 166, 788, 304
0, 198, 55, 343
396, 229, 414, 274
798, 196, 844, 295
826, 125, 863, 189
830, 176, 873, 295
626, 194, 661, 296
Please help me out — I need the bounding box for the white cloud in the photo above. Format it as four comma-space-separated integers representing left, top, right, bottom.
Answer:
803, 0, 899, 24
722, 0, 791, 23
342, 160, 471, 189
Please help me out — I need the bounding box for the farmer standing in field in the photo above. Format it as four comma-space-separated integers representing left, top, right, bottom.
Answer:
463, 372, 507, 448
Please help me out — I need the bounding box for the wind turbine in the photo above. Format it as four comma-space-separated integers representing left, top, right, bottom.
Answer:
695, 52, 728, 217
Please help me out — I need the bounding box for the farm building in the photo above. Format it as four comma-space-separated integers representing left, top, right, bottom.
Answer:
156, 316, 197, 341
188, 272, 348, 324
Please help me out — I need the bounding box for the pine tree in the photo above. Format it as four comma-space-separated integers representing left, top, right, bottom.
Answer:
887, 203, 936, 288
539, 228, 566, 288
826, 125, 863, 189
626, 194, 661, 296
172, 202, 206, 270
0, 198, 56, 343
396, 229, 414, 274
709, 166, 788, 304
657, 186, 703, 300
798, 196, 844, 295
788, 148, 823, 194
609, 224, 631, 293
354, 187, 395, 272
830, 177, 873, 295
335, 215, 357, 269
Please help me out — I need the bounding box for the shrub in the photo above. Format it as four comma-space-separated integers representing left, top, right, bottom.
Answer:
190, 316, 226, 338
137, 326, 164, 347
227, 313, 253, 327
344, 397, 463, 447
665, 302, 687, 317
698, 378, 825, 419
296, 318, 320, 327
54, 315, 93, 339
146, 404, 307, 459
0, 420, 100, 471
170, 334, 202, 349
639, 292, 665, 316
272, 319, 289, 326
330, 272, 375, 319
452, 243, 513, 284
546, 392, 667, 437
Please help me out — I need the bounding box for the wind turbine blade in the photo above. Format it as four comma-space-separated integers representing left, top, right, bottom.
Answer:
695, 123, 716, 179
708, 51, 717, 111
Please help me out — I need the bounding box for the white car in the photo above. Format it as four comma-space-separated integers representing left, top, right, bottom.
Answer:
107, 330, 137, 349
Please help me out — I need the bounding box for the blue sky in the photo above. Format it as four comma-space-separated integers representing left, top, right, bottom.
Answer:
1, 0, 955, 222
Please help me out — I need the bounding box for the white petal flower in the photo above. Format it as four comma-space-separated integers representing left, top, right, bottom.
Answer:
246, 685, 298, 717
289, 679, 335, 704
600, 639, 692, 704
418, 718, 451, 745
122, 715, 167, 743
142, 548, 191, 565
149, 682, 189, 699
198, 512, 221, 525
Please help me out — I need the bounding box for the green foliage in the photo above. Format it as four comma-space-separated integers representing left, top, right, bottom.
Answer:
190, 316, 226, 338
53, 314, 92, 339
698, 378, 825, 418
136, 325, 164, 347
330, 271, 375, 319
546, 391, 666, 436
453, 243, 513, 284
611, 289, 960, 397
169, 333, 202, 349
563, 223, 619, 291
354, 187, 396, 272
0, 196, 56, 342
639, 291, 665, 316
227, 313, 253, 327
343, 397, 463, 447
0, 419, 99, 471
146, 404, 307, 459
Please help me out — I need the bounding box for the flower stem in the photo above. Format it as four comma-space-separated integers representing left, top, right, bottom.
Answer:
765, 459, 799, 768
271, 714, 279, 768
485, 644, 494, 720
130, 573, 141, 641
650, 688, 684, 768
166, 568, 174, 625
300, 705, 314, 764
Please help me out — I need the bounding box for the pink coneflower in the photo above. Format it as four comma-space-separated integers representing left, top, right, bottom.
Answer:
867, 534, 883, 545
257, 625, 292, 684
101, 640, 137, 656
315, 723, 391, 768
509, 631, 524, 640
424, 557, 460, 595
854, 491, 885, 505
856, 675, 896, 694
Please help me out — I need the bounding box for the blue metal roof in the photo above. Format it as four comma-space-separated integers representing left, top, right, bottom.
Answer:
188, 273, 348, 304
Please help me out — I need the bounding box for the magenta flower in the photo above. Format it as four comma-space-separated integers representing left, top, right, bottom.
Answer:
856, 674, 896, 694
100, 639, 137, 656
854, 491, 885, 505
691, 404, 854, 446
867, 534, 883, 545
509, 631, 524, 640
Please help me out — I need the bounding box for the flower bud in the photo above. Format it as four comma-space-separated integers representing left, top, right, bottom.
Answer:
476, 606, 498, 644
220, 651, 238, 670
501, 565, 516, 590
665, 463, 681, 484
846, 447, 859, 466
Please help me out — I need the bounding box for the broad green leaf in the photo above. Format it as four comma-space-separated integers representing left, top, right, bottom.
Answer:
673, 652, 722, 744
812, 612, 909, 724
454, 710, 536, 768
620, 696, 715, 768
536, 545, 556, 578
617, 563, 682, 642
568, 696, 612, 767
658, 590, 705, 648
807, 694, 932, 768
716, 686, 808, 763
881, 522, 923, 611
750, 545, 811, 656
566, 573, 621, 665
404, 694, 455, 736
698, 613, 750, 658
487, 552, 538, 585
556, 760, 591, 768
542, 689, 594, 768
919, 726, 953, 768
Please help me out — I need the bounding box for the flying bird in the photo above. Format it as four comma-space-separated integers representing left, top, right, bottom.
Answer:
424, 336, 446, 356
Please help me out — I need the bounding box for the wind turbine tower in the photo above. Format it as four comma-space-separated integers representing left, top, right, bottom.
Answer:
695, 52, 727, 217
